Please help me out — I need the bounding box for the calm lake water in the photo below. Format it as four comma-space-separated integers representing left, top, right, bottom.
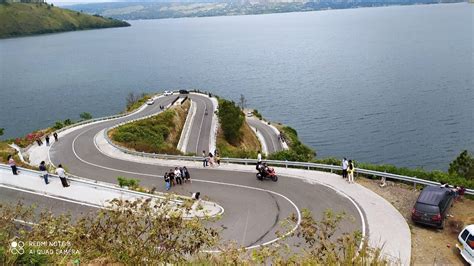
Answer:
0, 3, 472, 170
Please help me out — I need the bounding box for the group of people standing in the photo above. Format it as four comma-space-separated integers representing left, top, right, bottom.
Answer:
7, 155, 70, 188
36, 132, 59, 146
163, 166, 191, 190
202, 150, 221, 167
341, 157, 355, 183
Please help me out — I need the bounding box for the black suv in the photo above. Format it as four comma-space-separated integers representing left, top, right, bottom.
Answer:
179, 89, 189, 94
411, 186, 455, 229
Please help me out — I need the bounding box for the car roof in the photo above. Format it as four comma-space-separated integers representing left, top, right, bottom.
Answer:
417, 186, 451, 205
464, 224, 474, 233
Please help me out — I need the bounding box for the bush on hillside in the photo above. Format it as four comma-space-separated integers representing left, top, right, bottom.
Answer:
217, 99, 244, 144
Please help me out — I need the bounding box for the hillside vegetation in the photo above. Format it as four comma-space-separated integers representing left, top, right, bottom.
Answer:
0, 3, 129, 38
110, 101, 190, 155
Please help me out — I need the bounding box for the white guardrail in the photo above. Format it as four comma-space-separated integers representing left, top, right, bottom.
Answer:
102, 130, 474, 195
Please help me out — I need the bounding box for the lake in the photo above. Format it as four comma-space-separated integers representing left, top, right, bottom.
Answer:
0, 3, 472, 170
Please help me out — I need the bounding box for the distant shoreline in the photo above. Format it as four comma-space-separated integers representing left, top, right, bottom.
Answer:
65, 1, 467, 21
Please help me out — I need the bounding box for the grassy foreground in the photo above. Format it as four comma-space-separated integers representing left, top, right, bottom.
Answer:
0, 3, 129, 39
110, 101, 190, 155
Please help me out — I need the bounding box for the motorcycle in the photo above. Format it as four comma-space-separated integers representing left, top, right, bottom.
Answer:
256, 163, 278, 182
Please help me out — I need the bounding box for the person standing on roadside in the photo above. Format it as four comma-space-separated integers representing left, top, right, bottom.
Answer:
169, 168, 175, 186
55, 164, 70, 187
202, 150, 208, 167
164, 172, 171, 191
257, 151, 262, 163
347, 160, 355, 183
341, 157, 348, 179
36, 138, 43, 146
53, 132, 58, 142
45, 135, 50, 146
215, 153, 221, 166
183, 166, 191, 183
7, 155, 18, 175
208, 152, 214, 167
39, 161, 49, 184
174, 167, 182, 185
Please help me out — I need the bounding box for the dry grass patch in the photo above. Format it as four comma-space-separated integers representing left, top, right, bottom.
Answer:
358, 177, 474, 265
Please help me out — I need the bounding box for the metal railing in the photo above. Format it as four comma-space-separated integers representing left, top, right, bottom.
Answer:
100, 133, 474, 195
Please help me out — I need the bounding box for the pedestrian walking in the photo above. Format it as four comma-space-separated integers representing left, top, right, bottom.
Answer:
164, 172, 171, 190
55, 164, 69, 187
36, 138, 43, 146
257, 151, 262, 163
341, 157, 348, 179
39, 161, 49, 184
183, 166, 191, 183
347, 160, 355, 183
202, 150, 208, 167
45, 135, 50, 146
53, 132, 58, 142
7, 155, 18, 175
174, 167, 182, 185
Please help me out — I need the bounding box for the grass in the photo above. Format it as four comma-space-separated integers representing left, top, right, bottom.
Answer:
0, 3, 130, 39
268, 125, 316, 161
0, 141, 32, 169
110, 101, 190, 155
217, 121, 261, 158
126, 94, 152, 112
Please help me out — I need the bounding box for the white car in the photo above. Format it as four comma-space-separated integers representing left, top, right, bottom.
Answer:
146, 99, 155, 105
164, 90, 174, 96
457, 224, 474, 265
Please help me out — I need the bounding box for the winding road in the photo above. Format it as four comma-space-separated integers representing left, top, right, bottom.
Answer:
47, 92, 363, 248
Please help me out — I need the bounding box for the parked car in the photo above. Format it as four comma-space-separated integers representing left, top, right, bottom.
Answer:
179, 89, 189, 94
164, 90, 173, 96
456, 224, 474, 265
146, 99, 155, 105
411, 186, 455, 229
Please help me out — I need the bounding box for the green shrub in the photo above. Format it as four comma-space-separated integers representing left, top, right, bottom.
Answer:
449, 150, 474, 180
217, 99, 244, 144
117, 176, 140, 189
272, 126, 315, 161
53, 121, 64, 130
79, 112, 93, 120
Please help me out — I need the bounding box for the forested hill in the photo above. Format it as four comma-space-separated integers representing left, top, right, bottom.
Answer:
0, 3, 130, 39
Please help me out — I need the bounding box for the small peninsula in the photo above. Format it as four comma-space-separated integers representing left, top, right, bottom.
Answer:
0, 1, 130, 39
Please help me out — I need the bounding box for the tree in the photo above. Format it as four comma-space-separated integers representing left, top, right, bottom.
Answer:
126, 92, 139, 109
238, 94, 247, 110
79, 112, 92, 120
0, 128, 4, 137
217, 99, 244, 144
449, 150, 474, 180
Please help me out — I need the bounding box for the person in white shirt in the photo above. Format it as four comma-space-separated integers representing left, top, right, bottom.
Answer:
257, 151, 262, 163
55, 164, 69, 187
174, 167, 182, 185
341, 158, 348, 179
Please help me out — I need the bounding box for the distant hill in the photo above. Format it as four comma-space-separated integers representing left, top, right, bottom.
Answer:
0, 3, 130, 39
67, 0, 466, 21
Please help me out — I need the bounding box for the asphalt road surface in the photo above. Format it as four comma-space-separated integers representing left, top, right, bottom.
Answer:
246, 117, 284, 154
47, 93, 362, 248
185, 94, 214, 155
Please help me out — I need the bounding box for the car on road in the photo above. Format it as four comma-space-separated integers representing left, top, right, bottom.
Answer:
411, 185, 455, 229
456, 224, 474, 265
246, 111, 253, 117
164, 90, 174, 96
179, 89, 189, 94
146, 99, 155, 105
